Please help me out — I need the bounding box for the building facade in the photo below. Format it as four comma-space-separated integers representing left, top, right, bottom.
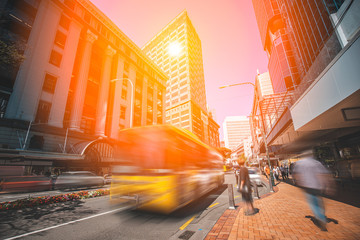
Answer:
223, 116, 251, 150
252, 0, 360, 179
208, 114, 220, 148
142, 10, 215, 144
250, 71, 274, 156
0, 0, 167, 173
252, 0, 300, 93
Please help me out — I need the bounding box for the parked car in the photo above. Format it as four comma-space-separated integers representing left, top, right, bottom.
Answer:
234, 167, 263, 186
247, 167, 263, 186
103, 174, 112, 185
0, 175, 52, 193
54, 171, 104, 190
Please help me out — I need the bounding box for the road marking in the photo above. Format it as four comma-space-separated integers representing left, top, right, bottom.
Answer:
179, 215, 196, 230
209, 202, 219, 208
4, 206, 129, 240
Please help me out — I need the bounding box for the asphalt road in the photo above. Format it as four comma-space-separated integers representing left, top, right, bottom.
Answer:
0, 173, 270, 240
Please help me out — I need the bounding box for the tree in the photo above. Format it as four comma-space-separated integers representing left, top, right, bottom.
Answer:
0, 39, 25, 67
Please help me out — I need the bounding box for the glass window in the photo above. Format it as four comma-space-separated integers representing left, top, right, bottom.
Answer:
59, 14, 70, 30
121, 89, 127, 100
84, 12, 91, 23
120, 106, 126, 119
42, 73, 57, 93
35, 101, 51, 123
64, 0, 75, 9
49, 50, 62, 67
54, 30, 67, 49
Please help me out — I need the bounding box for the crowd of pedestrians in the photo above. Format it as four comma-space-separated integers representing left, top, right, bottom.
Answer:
262, 164, 290, 182
233, 150, 336, 232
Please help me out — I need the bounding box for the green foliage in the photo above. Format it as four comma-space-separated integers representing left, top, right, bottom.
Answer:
0, 39, 25, 66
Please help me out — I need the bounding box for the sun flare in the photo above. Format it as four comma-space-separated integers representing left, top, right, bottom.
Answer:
168, 42, 182, 56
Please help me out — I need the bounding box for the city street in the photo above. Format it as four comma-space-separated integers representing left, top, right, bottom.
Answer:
0, 172, 270, 240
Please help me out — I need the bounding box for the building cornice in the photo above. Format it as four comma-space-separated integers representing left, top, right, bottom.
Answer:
76, 0, 167, 81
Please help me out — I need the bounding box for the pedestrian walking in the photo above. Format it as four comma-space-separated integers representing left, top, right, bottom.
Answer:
238, 160, 258, 216
233, 163, 240, 187
265, 165, 270, 179
272, 167, 279, 182
285, 165, 289, 179
280, 165, 285, 180
293, 150, 335, 231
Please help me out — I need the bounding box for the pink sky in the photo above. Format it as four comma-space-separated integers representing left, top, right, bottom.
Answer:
90, 0, 269, 140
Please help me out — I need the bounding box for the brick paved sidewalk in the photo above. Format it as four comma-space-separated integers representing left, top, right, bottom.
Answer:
205, 182, 360, 240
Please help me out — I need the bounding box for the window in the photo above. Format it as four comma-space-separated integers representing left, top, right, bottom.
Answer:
84, 12, 91, 23
120, 106, 126, 119
42, 74, 57, 93
324, 0, 345, 14
125, 47, 131, 56
29, 135, 44, 150
0, 93, 9, 118
54, 31, 66, 49
64, 0, 75, 9
121, 89, 127, 100
80, 117, 95, 134
49, 50, 62, 67
122, 73, 128, 86
124, 62, 129, 73
59, 14, 70, 30
35, 101, 51, 123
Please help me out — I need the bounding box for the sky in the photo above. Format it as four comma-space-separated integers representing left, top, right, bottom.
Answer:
90, 0, 269, 140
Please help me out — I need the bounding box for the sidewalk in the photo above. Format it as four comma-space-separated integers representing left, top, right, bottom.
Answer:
205, 182, 360, 240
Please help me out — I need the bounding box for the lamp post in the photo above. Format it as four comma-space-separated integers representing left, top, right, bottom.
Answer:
219, 82, 274, 192
110, 78, 134, 128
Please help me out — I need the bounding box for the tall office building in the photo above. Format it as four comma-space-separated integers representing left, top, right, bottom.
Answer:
223, 116, 251, 150
255, 71, 274, 98
277, 0, 344, 93
142, 10, 212, 143
252, 0, 300, 93
250, 71, 274, 156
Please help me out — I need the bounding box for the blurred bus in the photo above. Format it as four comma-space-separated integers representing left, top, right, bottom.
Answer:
110, 125, 225, 214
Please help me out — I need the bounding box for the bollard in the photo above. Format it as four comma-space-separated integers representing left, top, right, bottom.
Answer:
252, 183, 260, 199
228, 184, 236, 209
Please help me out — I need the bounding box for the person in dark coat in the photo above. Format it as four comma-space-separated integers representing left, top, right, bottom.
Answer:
238, 160, 258, 216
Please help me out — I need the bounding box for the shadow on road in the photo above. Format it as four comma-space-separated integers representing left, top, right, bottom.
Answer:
116, 184, 228, 221
0, 200, 89, 238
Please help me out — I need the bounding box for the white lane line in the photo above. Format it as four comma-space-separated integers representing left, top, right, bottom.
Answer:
4, 206, 129, 240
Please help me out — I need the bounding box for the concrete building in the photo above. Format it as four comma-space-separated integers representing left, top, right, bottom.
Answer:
223, 116, 251, 150
142, 10, 217, 144
208, 113, 220, 148
255, 71, 274, 98
0, 0, 167, 173
252, 0, 360, 178
250, 71, 274, 157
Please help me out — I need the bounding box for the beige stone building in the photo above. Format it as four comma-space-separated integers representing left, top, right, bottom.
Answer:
0, 0, 167, 172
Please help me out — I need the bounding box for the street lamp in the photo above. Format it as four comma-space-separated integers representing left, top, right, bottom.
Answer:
219, 82, 274, 192
219, 82, 255, 89
110, 78, 134, 128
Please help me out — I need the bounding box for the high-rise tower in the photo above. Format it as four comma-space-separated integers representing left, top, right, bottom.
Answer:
142, 10, 210, 142
223, 116, 251, 150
